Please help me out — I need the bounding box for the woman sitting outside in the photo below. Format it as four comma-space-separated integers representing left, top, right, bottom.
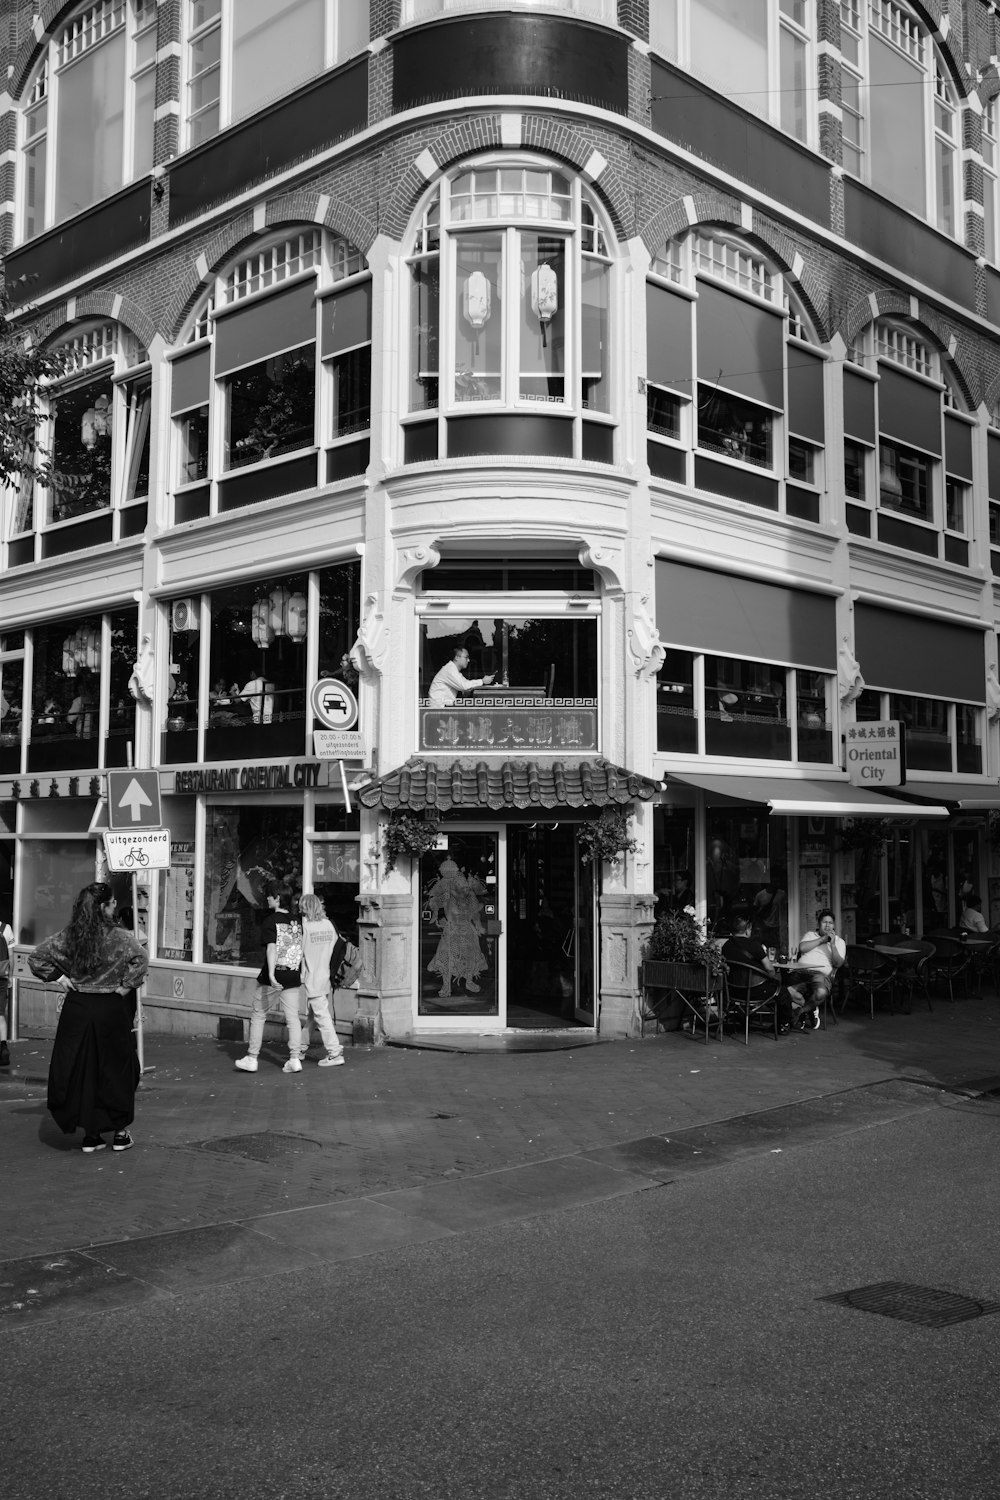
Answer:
787, 908, 846, 1030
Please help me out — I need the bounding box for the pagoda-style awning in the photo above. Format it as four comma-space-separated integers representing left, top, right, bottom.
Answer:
357, 757, 661, 812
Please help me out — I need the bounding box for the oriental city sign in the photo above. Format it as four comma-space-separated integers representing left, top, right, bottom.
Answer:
165, 759, 328, 794
845, 721, 905, 787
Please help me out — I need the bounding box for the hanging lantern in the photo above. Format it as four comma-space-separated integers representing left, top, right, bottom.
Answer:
268, 587, 291, 638
94, 392, 111, 438
463, 270, 492, 331
284, 592, 308, 643
62, 636, 78, 676
80, 626, 100, 672
530, 263, 558, 347
251, 598, 274, 647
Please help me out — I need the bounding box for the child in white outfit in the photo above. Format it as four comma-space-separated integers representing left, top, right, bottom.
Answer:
298, 893, 345, 1066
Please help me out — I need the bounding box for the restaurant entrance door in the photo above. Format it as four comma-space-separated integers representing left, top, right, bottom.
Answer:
506, 823, 595, 1028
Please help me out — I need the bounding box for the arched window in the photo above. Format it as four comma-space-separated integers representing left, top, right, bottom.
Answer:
646, 228, 826, 522
183, 0, 369, 148
18, 0, 156, 242
649, 0, 815, 146
170, 228, 371, 523
839, 0, 961, 236
403, 160, 616, 464
9, 320, 151, 566
843, 318, 974, 565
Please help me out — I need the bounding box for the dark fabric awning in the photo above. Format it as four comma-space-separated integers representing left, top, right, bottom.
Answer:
357, 757, 661, 812
880, 779, 1000, 811
666, 771, 949, 818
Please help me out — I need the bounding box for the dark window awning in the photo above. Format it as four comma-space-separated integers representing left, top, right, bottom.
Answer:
666, 771, 949, 818
879, 779, 1000, 811
357, 757, 661, 812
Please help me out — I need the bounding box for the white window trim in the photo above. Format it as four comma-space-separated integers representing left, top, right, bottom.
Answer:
17, 0, 155, 244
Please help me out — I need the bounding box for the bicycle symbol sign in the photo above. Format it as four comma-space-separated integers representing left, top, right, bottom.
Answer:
103, 828, 171, 872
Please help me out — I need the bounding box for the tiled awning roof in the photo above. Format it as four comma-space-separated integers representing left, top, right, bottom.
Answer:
357, 757, 660, 812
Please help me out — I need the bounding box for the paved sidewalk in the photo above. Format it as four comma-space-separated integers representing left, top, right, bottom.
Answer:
4, 993, 998, 1270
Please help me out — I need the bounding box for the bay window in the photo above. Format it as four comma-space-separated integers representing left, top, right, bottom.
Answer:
839, 0, 961, 238
404, 162, 616, 463
18, 1, 156, 242
183, 0, 369, 149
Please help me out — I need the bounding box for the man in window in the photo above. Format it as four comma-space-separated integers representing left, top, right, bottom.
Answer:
428, 647, 494, 707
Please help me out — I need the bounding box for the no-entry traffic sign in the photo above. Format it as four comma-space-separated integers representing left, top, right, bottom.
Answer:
107, 769, 162, 830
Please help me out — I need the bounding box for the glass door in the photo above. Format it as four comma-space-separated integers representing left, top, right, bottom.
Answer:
417, 830, 504, 1027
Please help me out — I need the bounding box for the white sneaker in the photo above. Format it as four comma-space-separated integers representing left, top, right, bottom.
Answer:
318, 1054, 345, 1067
234, 1055, 258, 1072
282, 1057, 302, 1074
810, 1009, 821, 1030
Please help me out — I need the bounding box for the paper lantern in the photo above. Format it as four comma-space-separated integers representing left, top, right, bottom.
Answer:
62, 637, 78, 676
251, 598, 274, 647
284, 592, 307, 642
268, 587, 291, 637
530, 263, 558, 325
463, 270, 492, 330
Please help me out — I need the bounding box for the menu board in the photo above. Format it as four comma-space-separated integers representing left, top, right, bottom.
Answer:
159, 841, 195, 961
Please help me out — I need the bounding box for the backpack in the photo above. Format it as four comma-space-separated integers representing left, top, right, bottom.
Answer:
0, 927, 9, 980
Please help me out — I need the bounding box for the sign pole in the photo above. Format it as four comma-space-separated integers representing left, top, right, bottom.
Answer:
124, 749, 145, 1076
339, 758, 352, 813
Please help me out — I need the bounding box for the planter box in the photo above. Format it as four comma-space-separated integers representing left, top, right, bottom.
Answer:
640, 959, 721, 1035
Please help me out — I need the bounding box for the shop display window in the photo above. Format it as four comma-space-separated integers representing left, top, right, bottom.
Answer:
203, 803, 303, 969
705, 808, 791, 940
311, 803, 361, 944
19, 838, 96, 944
158, 800, 197, 961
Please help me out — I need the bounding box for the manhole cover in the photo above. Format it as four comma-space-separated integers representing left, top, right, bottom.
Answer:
195, 1131, 322, 1163
820, 1281, 1000, 1328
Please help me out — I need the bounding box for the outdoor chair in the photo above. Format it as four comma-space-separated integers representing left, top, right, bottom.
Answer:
641, 959, 725, 1045
885, 938, 935, 1014
843, 945, 897, 1018
725, 961, 783, 1044
923, 933, 972, 1004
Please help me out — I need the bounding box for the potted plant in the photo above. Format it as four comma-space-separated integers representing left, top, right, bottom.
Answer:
381, 809, 442, 873
641, 908, 727, 1033
577, 805, 641, 867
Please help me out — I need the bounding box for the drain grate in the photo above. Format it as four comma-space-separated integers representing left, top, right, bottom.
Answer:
820, 1281, 1000, 1328
195, 1131, 322, 1163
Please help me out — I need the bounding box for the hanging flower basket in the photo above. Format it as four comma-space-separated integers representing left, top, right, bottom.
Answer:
381, 810, 441, 873
577, 805, 641, 866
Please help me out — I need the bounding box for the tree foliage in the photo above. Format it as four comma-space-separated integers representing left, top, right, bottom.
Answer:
0, 275, 64, 491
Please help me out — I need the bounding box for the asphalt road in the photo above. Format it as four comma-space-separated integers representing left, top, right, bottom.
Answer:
4, 1091, 999, 1500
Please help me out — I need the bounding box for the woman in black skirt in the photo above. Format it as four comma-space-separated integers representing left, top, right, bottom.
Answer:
28, 882, 149, 1154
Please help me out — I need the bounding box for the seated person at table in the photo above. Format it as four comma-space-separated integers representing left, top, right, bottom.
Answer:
722, 908, 795, 1034
427, 646, 494, 707
788, 908, 846, 1029
959, 894, 991, 934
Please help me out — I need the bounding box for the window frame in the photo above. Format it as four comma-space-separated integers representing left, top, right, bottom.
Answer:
856, 687, 983, 776
648, 0, 816, 148
181, 0, 370, 151
402, 159, 617, 463
838, 0, 962, 239
169, 228, 371, 519
16, 0, 157, 244
646, 229, 827, 517
656, 646, 838, 766
9, 320, 151, 562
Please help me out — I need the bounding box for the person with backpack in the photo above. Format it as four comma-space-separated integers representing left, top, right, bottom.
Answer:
0, 909, 13, 1067
234, 880, 305, 1074
295, 892, 345, 1067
